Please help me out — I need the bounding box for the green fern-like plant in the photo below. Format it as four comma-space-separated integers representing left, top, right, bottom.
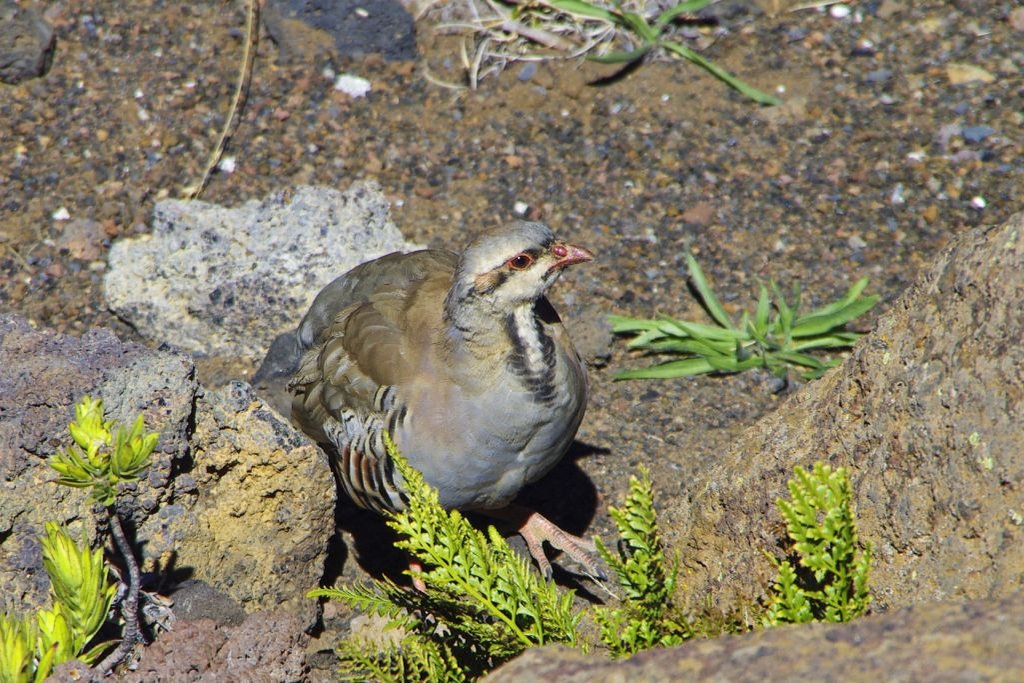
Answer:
764, 463, 872, 625
309, 434, 581, 681
593, 466, 689, 657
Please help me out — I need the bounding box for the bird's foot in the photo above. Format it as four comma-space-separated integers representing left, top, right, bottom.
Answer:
488, 504, 606, 581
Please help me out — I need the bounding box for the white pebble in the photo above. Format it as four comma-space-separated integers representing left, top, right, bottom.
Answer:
890, 183, 906, 205
52, 207, 71, 221
970, 196, 986, 209
334, 74, 371, 98
830, 4, 851, 19
513, 201, 529, 216
218, 156, 236, 173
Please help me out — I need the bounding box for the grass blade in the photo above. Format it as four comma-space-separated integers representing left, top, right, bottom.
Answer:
661, 41, 781, 105
546, 0, 620, 23
791, 296, 878, 338
804, 278, 870, 319
589, 45, 654, 64
656, 316, 744, 342
608, 314, 664, 333
791, 333, 863, 351
614, 357, 716, 379
752, 282, 770, 339
771, 350, 831, 370
617, 10, 658, 43
685, 253, 735, 330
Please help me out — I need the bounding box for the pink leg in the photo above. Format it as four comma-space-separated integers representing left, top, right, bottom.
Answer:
485, 504, 605, 580
409, 558, 427, 593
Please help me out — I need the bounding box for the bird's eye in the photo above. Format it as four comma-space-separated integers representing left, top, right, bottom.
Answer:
507, 253, 533, 270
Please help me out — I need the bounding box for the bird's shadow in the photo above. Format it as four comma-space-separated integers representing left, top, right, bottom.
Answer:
322, 439, 610, 599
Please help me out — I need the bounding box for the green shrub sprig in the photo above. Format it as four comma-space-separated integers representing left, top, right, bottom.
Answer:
594, 466, 689, 657
765, 463, 872, 625
309, 434, 580, 681
0, 523, 116, 682
49, 396, 157, 506
311, 438, 873, 680
0, 396, 161, 682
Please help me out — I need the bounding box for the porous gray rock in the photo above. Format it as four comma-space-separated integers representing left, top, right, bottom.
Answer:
0, 316, 334, 628
104, 182, 418, 362
0, 314, 196, 612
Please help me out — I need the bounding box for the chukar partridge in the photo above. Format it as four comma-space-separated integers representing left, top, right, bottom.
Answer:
287, 221, 598, 578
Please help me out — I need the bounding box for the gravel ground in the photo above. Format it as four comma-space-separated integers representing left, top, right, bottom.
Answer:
2, 0, 1022, 655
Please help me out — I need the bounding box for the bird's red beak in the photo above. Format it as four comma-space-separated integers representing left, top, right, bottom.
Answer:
550, 242, 594, 269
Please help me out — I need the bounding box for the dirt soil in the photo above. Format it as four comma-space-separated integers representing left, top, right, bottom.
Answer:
2, 0, 1022, 673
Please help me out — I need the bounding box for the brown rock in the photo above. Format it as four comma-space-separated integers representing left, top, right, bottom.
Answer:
485, 591, 1024, 682
664, 211, 1024, 615
121, 611, 309, 682
168, 382, 335, 626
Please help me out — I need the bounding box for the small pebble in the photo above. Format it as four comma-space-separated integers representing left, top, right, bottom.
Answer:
962, 125, 995, 144
970, 196, 986, 210
334, 74, 371, 98
513, 201, 529, 216
830, 4, 851, 19
787, 27, 809, 42
516, 62, 537, 81
851, 39, 874, 56
890, 183, 905, 205
865, 69, 892, 83
52, 207, 70, 220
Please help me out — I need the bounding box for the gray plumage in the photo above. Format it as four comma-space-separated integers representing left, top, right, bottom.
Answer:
287, 222, 592, 523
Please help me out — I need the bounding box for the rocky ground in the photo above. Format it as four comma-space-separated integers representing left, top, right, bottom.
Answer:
2, 0, 1023, 680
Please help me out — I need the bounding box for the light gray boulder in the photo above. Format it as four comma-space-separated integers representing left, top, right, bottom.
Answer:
104, 181, 418, 362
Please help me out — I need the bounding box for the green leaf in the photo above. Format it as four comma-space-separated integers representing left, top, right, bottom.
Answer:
791, 295, 878, 338
614, 357, 716, 379
546, 0, 620, 23
661, 41, 781, 105
588, 44, 653, 65
655, 316, 744, 342
685, 253, 735, 330
752, 283, 771, 340
616, 10, 657, 43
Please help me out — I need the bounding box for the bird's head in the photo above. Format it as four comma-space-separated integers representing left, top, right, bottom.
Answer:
449, 221, 593, 313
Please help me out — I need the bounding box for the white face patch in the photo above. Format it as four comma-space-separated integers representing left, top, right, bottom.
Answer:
493, 260, 557, 305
